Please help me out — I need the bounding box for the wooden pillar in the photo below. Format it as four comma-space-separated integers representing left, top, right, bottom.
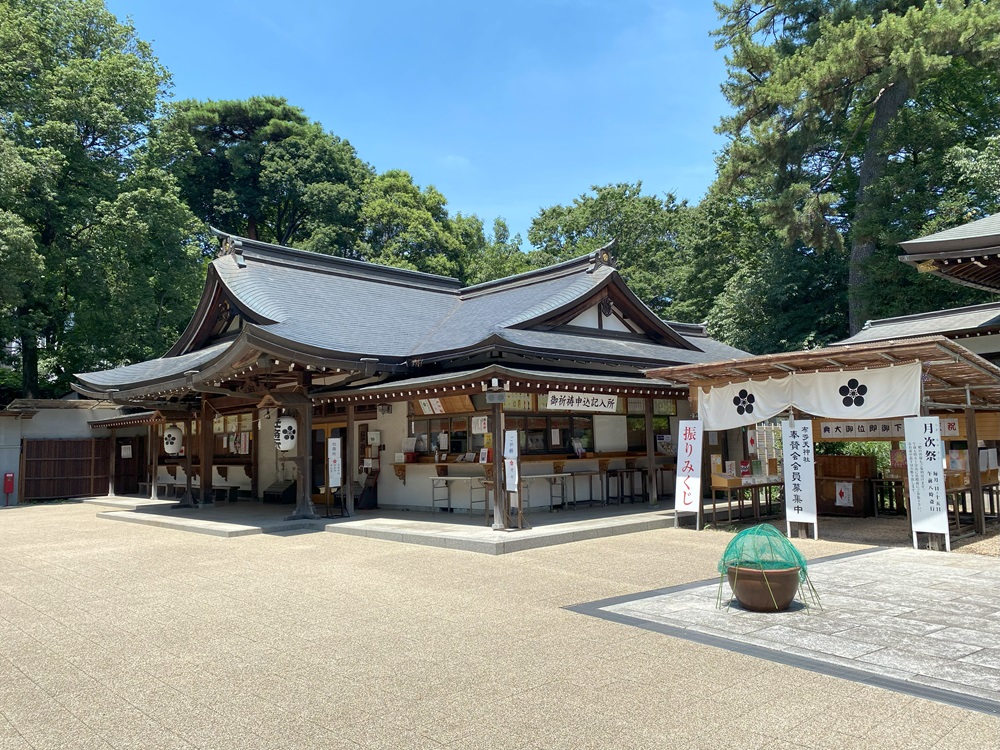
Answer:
250, 404, 259, 500
200, 399, 213, 503
108, 428, 116, 497
150, 424, 158, 501
286, 401, 318, 520
644, 398, 658, 506
171, 418, 197, 509
491, 400, 506, 530
347, 404, 356, 515
966, 407, 986, 535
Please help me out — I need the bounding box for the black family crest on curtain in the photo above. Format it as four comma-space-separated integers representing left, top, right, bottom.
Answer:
733, 389, 755, 416
839, 378, 868, 407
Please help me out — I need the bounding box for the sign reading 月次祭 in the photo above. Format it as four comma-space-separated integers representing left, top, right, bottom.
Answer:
904, 416, 950, 551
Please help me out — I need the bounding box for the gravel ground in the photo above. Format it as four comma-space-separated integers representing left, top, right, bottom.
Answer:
0, 502, 996, 749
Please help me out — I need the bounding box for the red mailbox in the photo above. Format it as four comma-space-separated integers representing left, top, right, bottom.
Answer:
3, 472, 13, 496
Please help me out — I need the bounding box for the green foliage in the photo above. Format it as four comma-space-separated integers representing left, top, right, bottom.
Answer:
465, 218, 530, 285
815, 441, 890, 475
71, 166, 205, 369
713, 0, 1000, 332
0, 0, 205, 398
527, 182, 683, 314
358, 169, 472, 279
159, 96, 372, 253
708, 238, 848, 354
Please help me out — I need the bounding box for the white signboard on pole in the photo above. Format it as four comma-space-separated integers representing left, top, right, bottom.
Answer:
904, 416, 950, 551
327, 437, 343, 488
673, 420, 703, 528
781, 420, 818, 539
503, 430, 519, 491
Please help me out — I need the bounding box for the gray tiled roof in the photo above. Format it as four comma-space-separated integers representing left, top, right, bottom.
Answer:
77, 341, 231, 389
837, 302, 1000, 345
497, 329, 750, 366
78, 234, 752, 390
900, 213, 1000, 253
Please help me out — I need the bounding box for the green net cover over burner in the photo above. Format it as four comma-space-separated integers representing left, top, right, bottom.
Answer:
718, 524, 808, 582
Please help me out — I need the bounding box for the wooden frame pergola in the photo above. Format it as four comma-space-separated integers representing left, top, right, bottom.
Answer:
648, 336, 1000, 535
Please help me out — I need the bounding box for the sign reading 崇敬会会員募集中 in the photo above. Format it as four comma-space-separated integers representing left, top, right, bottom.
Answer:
781, 419, 818, 540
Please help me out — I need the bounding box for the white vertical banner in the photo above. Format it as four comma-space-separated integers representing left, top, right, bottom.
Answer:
328, 437, 343, 488
673, 420, 703, 528
904, 417, 950, 552
781, 420, 818, 539
503, 430, 519, 491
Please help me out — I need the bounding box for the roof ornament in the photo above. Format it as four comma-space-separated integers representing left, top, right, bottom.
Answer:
219, 235, 246, 269
587, 239, 618, 273
916, 259, 938, 273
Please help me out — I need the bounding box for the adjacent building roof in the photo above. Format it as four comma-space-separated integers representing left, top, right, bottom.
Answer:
75, 231, 751, 401
899, 213, 1000, 292
838, 301, 1000, 345
647, 336, 1000, 410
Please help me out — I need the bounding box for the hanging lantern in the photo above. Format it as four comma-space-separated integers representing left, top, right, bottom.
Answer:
163, 425, 183, 455
274, 414, 298, 452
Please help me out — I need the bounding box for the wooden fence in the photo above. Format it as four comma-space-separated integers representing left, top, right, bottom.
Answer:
20, 438, 109, 501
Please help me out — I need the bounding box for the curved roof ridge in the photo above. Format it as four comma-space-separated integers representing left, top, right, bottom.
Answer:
495, 266, 615, 328
210, 227, 463, 292
459, 249, 608, 298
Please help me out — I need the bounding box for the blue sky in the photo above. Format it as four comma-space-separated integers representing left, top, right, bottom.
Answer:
107, 0, 731, 244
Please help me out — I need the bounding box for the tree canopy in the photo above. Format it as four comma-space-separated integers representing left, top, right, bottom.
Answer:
158, 96, 372, 253
0, 0, 205, 397
527, 182, 683, 314
713, 0, 1000, 333
5, 0, 1000, 401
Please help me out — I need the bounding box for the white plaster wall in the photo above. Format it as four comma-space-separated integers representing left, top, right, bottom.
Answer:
602, 315, 631, 333
0, 418, 22, 505
568, 306, 600, 328
21, 406, 125, 439
369, 404, 411, 507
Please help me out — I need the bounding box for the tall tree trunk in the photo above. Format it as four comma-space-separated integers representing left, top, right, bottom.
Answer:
848, 79, 910, 334
20, 330, 38, 398
246, 216, 258, 240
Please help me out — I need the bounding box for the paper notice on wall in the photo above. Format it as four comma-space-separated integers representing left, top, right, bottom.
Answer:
834, 481, 854, 507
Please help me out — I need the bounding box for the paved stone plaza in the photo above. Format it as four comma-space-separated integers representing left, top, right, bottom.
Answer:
584, 548, 1000, 714
0, 502, 998, 749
